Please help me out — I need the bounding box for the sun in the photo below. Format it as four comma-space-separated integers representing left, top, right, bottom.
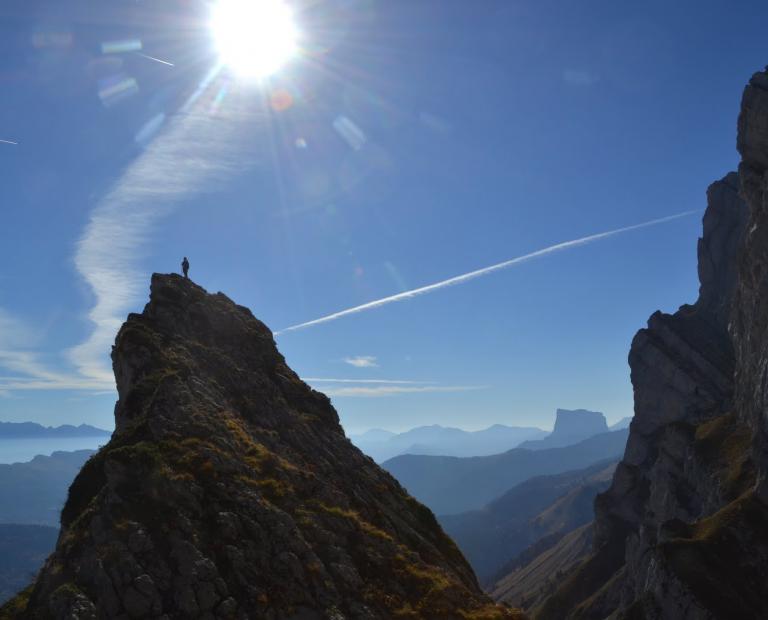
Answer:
211, 0, 299, 79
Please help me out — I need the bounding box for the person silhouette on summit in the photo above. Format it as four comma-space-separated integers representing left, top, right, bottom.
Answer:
181, 256, 190, 279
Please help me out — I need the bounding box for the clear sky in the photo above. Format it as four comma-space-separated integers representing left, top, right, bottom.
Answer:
0, 0, 766, 434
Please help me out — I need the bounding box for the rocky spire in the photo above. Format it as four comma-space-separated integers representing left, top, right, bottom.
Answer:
733, 68, 768, 502
537, 69, 768, 619
11, 274, 519, 619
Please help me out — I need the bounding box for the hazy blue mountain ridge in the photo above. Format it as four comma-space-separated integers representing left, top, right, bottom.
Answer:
383, 428, 629, 515
351, 423, 546, 462
0, 422, 111, 438
440, 460, 616, 581
0, 450, 94, 526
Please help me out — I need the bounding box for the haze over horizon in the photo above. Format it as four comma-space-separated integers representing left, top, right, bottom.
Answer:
1, 0, 767, 434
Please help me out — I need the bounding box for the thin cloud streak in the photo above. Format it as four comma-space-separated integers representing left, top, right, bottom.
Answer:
343, 355, 378, 368
0, 139, 18, 145
136, 52, 175, 67
0, 351, 65, 383
303, 378, 431, 384
322, 385, 487, 398
69, 73, 255, 385
0, 351, 114, 392
0, 312, 110, 393
276, 210, 700, 334
0, 378, 113, 391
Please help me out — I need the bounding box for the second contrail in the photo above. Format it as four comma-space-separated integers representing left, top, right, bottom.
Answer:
275, 209, 700, 335
136, 53, 175, 67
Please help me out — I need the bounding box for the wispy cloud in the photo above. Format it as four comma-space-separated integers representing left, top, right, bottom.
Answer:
275, 210, 699, 334
0, 308, 115, 392
0, 377, 113, 391
301, 376, 485, 398
1, 71, 262, 395
0, 347, 114, 392
0, 309, 34, 347
303, 378, 429, 384
322, 385, 486, 398
0, 309, 112, 391
0, 139, 18, 146
343, 355, 378, 368
69, 69, 254, 385
0, 351, 64, 383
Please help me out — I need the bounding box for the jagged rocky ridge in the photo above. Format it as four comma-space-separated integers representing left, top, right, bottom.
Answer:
6, 275, 519, 619
537, 67, 768, 619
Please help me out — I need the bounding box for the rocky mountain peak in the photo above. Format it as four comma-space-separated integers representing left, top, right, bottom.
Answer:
695, 171, 749, 328
550, 409, 607, 439
12, 274, 518, 619
111, 273, 337, 435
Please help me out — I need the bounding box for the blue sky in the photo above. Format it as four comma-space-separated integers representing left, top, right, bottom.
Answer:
0, 0, 766, 434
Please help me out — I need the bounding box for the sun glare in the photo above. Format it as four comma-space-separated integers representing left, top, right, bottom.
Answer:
211, 0, 298, 79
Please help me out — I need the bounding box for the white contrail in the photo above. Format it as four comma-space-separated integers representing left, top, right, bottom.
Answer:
276, 210, 699, 335
0, 139, 18, 145
136, 52, 175, 67
321, 385, 486, 398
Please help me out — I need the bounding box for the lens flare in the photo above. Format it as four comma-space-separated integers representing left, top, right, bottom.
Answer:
211, 0, 298, 79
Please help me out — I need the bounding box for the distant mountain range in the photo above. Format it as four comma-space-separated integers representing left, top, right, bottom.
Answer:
516, 409, 607, 451
0, 524, 58, 604
350, 424, 547, 462
382, 428, 629, 514
0, 450, 94, 526
0, 422, 111, 439
440, 460, 616, 582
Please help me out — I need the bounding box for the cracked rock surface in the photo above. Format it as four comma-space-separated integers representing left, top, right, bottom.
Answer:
7, 274, 520, 620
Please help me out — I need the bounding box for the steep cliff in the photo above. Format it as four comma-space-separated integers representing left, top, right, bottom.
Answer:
518, 410, 608, 451
537, 69, 768, 620
5, 275, 519, 619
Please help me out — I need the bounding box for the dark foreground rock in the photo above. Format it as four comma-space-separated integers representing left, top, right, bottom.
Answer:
537, 68, 768, 620
3, 274, 519, 619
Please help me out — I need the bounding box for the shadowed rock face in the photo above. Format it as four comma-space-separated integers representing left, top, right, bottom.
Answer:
538, 69, 768, 620
733, 69, 768, 503
11, 274, 519, 619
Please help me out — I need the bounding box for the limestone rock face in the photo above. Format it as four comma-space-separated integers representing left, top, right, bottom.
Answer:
12, 275, 519, 619
733, 69, 768, 502
537, 69, 768, 620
